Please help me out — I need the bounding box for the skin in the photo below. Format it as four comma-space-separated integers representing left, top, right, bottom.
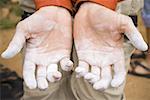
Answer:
1, 3, 148, 91
1, 6, 73, 90
74, 2, 148, 90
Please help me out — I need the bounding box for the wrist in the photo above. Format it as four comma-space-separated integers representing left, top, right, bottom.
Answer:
77, 2, 111, 13
38, 6, 71, 15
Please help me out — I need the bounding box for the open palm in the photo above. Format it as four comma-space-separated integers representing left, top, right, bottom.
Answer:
2, 6, 73, 89
74, 3, 147, 90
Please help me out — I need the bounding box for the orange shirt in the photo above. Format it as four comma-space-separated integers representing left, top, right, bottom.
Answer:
34, 0, 123, 12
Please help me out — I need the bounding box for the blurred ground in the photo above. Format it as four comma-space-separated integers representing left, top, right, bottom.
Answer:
0, 1, 150, 100
125, 75, 150, 100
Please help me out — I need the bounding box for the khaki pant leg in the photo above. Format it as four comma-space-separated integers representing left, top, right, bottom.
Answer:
22, 69, 76, 100
71, 42, 135, 100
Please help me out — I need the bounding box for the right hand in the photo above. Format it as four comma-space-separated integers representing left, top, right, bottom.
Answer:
74, 2, 148, 90
1, 6, 73, 90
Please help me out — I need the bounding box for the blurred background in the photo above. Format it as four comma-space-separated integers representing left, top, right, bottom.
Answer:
0, 0, 150, 100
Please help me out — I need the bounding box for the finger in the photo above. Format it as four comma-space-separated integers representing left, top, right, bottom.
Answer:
75, 61, 89, 78
89, 66, 101, 84
84, 66, 100, 84
23, 60, 37, 89
122, 16, 148, 51
60, 57, 73, 71
1, 23, 26, 59
37, 65, 48, 90
47, 64, 62, 82
111, 60, 126, 87
84, 73, 95, 80
93, 66, 112, 91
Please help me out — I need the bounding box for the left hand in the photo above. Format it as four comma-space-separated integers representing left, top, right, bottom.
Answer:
1, 6, 73, 90
74, 2, 148, 90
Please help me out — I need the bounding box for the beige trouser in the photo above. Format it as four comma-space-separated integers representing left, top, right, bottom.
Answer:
22, 42, 134, 100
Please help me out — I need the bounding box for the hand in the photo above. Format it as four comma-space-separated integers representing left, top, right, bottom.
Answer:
74, 2, 148, 90
1, 6, 73, 89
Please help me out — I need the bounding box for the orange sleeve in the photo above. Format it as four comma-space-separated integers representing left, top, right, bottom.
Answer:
76, 0, 118, 10
34, 0, 73, 12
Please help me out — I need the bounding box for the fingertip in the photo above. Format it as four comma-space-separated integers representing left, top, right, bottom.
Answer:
75, 67, 79, 73
93, 84, 99, 90
1, 52, 7, 58
93, 80, 109, 91
126, 32, 148, 51
53, 71, 62, 81
65, 60, 74, 71
89, 76, 100, 84
133, 41, 148, 51
37, 78, 48, 90
111, 80, 118, 87
111, 80, 121, 87
47, 71, 62, 82
60, 58, 73, 71
25, 79, 37, 89
84, 73, 94, 80
47, 73, 55, 82
75, 67, 82, 73
111, 73, 126, 87
93, 84, 103, 91
140, 43, 148, 51
1, 50, 13, 59
1, 44, 22, 59
93, 82, 105, 91
111, 76, 125, 88
75, 67, 88, 77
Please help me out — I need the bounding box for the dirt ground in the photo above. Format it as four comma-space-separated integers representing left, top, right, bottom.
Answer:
0, 16, 150, 100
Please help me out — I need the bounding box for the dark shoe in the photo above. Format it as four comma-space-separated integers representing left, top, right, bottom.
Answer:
0, 65, 24, 100
129, 61, 150, 79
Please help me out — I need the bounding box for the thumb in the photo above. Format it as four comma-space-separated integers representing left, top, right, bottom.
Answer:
1, 23, 26, 59
121, 16, 148, 51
